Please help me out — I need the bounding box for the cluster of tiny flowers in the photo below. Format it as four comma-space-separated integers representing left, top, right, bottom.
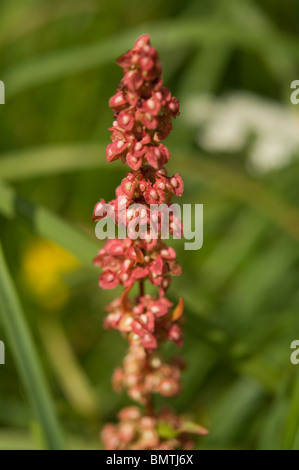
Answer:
103, 294, 183, 351
106, 34, 179, 170
93, 239, 182, 295
92, 165, 183, 235
93, 35, 207, 450
101, 406, 194, 451
112, 345, 185, 404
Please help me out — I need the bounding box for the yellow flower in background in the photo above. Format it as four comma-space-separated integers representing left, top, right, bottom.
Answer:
22, 239, 81, 310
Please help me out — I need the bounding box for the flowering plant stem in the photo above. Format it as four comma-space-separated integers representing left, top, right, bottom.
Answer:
93, 35, 207, 450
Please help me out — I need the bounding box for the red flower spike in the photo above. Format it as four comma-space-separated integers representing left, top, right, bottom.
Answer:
93, 35, 206, 450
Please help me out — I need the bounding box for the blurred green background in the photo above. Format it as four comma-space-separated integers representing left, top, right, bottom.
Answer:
0, 0, 299, 450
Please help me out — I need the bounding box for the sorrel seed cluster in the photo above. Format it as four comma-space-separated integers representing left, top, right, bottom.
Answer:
93, 35, 207, 450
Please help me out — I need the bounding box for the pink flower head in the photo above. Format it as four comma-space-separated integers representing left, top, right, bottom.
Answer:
93, 35, 207, 450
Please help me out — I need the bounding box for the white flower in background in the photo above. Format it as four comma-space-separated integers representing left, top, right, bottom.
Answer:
183, 92, 299, 175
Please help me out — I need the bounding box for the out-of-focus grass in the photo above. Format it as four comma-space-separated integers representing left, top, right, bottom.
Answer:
0, 430, 101, 450
0, 242, 65, 449
0, 0, 299, 450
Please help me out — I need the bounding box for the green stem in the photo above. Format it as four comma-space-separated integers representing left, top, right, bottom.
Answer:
282, 371, 299, 450
0, 241, 66, 450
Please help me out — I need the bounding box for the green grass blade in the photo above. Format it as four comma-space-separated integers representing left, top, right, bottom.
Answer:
0, 242, 66, 450
0, 429, 100, 450
3, 18, 297, 97
0, 180, 98, 265
0, 143, 106, 181
0, 0, 101, 46
2, 20, 235, 96
282, 372, 299, 450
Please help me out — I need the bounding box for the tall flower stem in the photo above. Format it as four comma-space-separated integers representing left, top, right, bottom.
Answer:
93, 35, 207, 450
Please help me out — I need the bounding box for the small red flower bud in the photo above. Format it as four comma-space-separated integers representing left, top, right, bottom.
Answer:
170, 173, 184, 196
117, 110, 135, 131
99, 270, 119, 289
109, 91, 127, 110
143, 95, 161, 115
126, 152, 143, 170
106, 140, 128, 162
167, 96, 180, 117
168, 324, 183, 347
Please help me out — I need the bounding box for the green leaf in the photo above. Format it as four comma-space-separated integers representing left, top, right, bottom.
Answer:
0, 180, 98, 266
205, 378, 263, 446
157, 419, 208, 441
0, 242, 66, 450
178, 421, 209, 436
156, 421, 179, 440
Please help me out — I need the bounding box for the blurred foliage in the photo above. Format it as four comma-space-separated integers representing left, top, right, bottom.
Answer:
0, 0, 299, 450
